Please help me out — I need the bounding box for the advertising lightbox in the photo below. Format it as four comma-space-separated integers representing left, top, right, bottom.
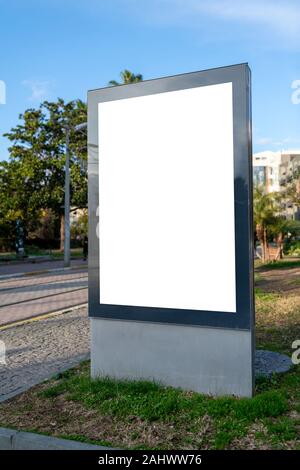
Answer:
88, 63, 254, 330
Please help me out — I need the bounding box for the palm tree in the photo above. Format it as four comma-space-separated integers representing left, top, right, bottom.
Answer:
108, 69, 143, 86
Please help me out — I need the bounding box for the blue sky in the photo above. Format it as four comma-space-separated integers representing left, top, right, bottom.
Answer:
0, 0, 299, 159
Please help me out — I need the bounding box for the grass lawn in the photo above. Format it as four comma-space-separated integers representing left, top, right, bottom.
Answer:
49, 248, 83, 260
0, 264, 299, 449
255, 257, 300, 271
0, 248, 83, 262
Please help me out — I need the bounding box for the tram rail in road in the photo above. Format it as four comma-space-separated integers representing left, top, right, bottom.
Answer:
0, 269, 88, 327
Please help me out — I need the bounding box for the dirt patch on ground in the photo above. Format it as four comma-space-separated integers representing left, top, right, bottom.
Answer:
257, 266, 300, 294
255, 266, 300, 355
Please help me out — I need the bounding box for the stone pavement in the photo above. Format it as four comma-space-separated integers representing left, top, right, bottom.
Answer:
0, 306, 89, 402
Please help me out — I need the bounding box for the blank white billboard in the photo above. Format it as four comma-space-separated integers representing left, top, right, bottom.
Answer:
98, 82, 236, 313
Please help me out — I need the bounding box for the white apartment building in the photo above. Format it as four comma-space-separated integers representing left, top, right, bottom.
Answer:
253, 149, 300, 220
253, 150, 281, 193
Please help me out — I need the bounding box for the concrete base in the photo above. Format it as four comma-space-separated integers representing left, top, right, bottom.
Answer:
91, 318, 254, 397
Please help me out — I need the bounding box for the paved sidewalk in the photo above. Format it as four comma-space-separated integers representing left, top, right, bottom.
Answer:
0, 306, 89, 402
0, 259, 87, 278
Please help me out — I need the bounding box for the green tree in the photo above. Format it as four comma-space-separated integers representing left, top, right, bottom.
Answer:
282, 177, 300, 218
253, 187, 282, 262
108, 69, 143, 86
70, 209, 88, 241
253, 187, 300, 261
1, 99, 87, 249
0, 158, 42, 241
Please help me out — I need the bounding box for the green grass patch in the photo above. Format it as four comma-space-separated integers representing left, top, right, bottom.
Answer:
50, 249, 83, 259
35, 368, 291, 449
39, 372, 288, 424
257, 259, 300, 270
254, 288, 278, 301
0, 247, 84, 262
265, 417, 298, 443
2, 359, 298, 450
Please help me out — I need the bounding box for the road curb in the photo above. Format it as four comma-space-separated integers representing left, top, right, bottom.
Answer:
0, 427, 113, 450
0, 264, 87, 282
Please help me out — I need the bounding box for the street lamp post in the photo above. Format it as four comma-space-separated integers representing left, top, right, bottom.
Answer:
64, 128, 71, 267
64, 122, 87, 268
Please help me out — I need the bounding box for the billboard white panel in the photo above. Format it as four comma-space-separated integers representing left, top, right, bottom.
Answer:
98, 82, 236, 312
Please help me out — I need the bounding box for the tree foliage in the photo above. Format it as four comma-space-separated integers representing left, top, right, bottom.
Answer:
108, 69, 143, 86
0, 98, 87, 243
1, 70, 144, 246
254, 186, 300, 262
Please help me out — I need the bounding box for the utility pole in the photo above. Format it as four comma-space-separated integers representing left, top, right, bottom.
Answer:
64, 128, 71, 267
63, 122, 87, 268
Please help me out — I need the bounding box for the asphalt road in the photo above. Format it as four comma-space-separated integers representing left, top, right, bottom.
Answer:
0, 267, 88, 326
